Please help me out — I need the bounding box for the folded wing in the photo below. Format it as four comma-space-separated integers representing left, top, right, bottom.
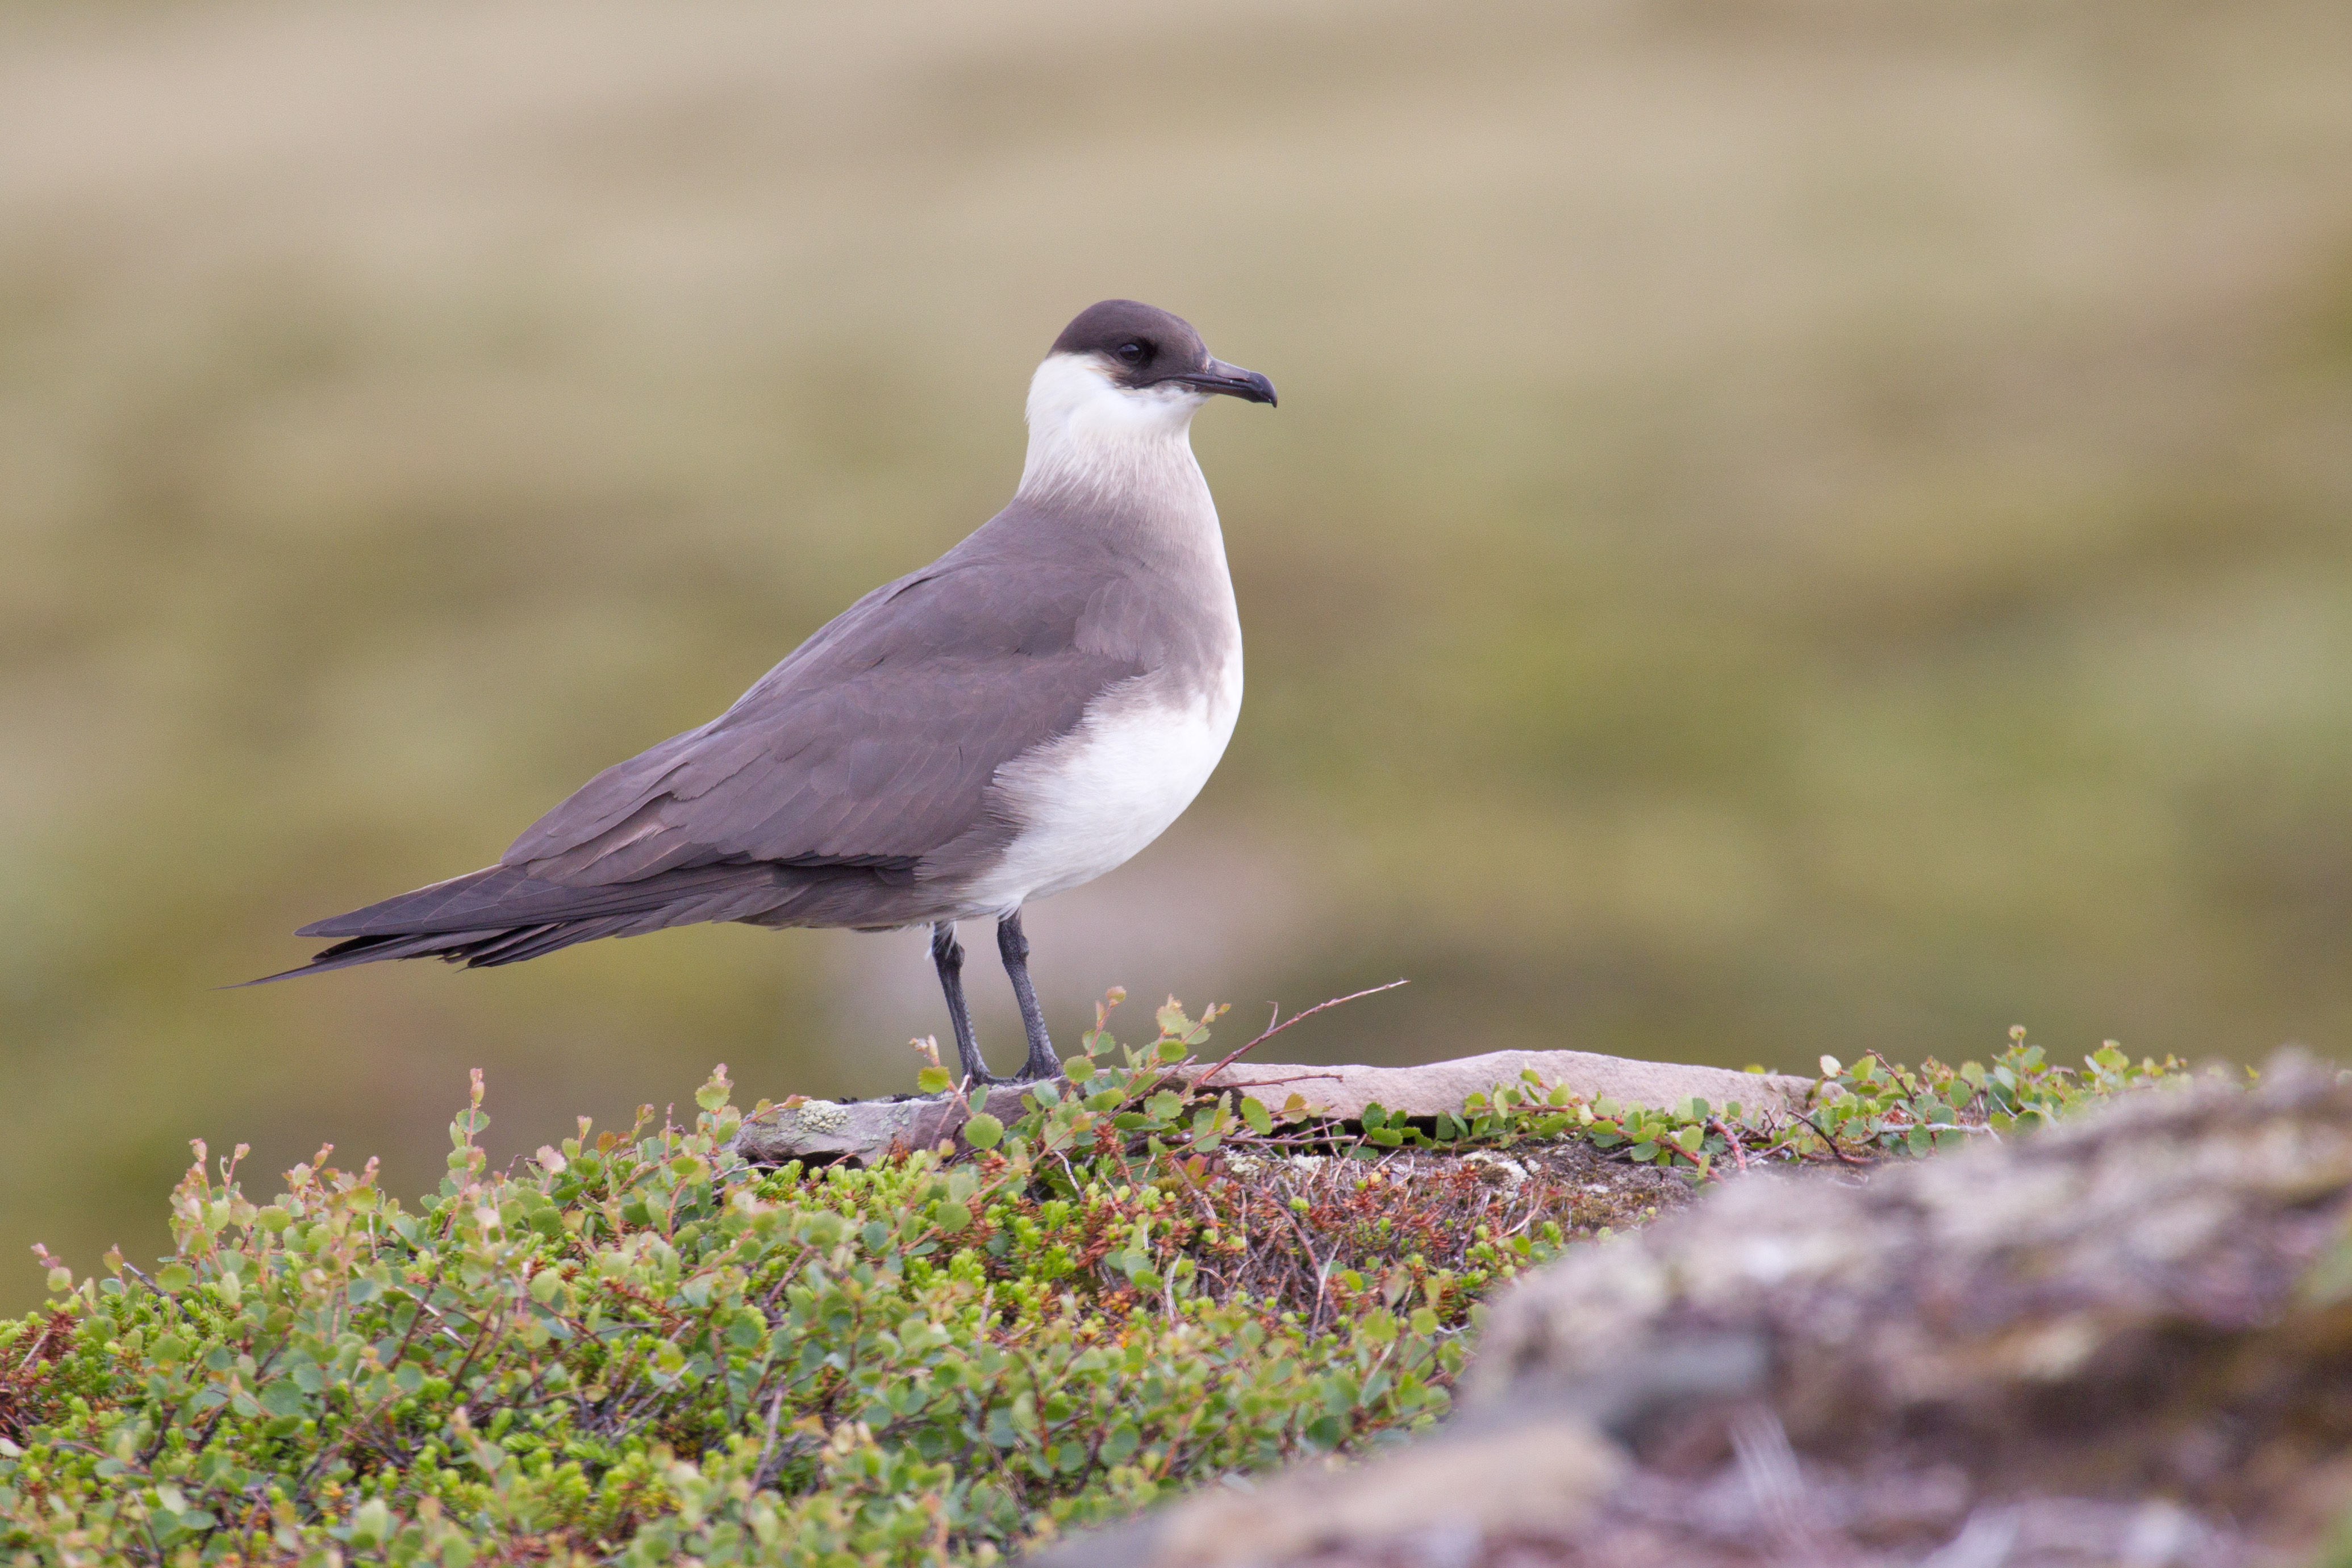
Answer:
261, 545, 1141, 977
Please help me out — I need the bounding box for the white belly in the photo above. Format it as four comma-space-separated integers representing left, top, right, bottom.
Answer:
956, 648, 1242, 914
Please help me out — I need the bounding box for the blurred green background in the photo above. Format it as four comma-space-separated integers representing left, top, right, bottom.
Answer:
5, 0, 2351, 1310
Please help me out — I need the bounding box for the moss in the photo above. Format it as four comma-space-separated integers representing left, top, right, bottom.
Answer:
0, 1006, 2190, 1565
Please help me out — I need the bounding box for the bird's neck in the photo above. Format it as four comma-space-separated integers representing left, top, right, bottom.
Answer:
1014, 354, 1217, 536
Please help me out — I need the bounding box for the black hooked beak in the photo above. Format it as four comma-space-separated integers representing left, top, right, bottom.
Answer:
1175, 357, 1278, 407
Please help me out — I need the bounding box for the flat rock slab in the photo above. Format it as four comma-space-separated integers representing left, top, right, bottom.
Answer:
1196, 1049, 1811, 1125
729, 1049, 1815, 1168
729, 1080, 1037, 1167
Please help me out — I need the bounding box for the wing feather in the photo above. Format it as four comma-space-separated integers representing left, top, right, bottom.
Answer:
498, 558, 1134, 887
269, 499, 1170, 981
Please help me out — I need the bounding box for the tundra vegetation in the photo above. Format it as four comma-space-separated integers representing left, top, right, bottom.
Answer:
0, 998, 2186, 1566
7, 0, 2352, 1315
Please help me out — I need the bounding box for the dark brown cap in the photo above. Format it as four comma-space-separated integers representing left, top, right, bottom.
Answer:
1049, 300, 1276, 406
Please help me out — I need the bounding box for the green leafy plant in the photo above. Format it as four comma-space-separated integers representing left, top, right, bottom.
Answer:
1046, 1003, 2192, 1185
0, 1016, 1481, 1567
0, 1006, 2192, 1565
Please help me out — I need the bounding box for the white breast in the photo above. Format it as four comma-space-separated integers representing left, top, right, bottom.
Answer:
956, 638, 1243, 915
951, 348, 1246, 915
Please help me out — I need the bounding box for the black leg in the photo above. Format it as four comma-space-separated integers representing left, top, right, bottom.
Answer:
996, 907, 1060, 1081
930, 922, 992, 1087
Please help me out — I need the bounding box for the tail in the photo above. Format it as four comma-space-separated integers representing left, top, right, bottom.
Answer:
244, 916, 651, 982
243, 862, 808, 984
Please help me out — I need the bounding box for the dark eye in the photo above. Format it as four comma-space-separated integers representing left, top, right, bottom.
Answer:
1116, 340, 1151, 366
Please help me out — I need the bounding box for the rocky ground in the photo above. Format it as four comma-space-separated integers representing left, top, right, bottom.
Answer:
730, 1047, 1810, 1167
1039, 1054, 2352, 1568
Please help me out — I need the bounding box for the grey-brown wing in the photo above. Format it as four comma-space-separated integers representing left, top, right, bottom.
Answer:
497, 555, 1138, 886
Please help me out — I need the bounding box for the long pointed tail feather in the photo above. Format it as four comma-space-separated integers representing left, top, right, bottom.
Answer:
239, 918, 636, 985
248, 853, 931, 986
248, 863, 781, 985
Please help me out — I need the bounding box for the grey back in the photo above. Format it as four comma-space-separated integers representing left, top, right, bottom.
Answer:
277, 486, 1233, 954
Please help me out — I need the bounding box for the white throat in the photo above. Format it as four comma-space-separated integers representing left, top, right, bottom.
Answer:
1016, 352, 1213, 515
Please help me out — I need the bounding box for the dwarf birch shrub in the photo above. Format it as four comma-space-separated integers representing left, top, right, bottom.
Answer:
0, 1051, 1464, 1563
0, 1002, 2192, 1566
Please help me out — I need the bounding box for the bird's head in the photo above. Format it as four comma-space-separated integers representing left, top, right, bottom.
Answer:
1021, 302, 1275, 495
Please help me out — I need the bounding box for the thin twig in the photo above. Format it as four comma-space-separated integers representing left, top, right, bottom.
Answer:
749, 1379, 795, 1494
1708, 1117, 1749, 1173
1193, 979, 1408, 1087
1208, 1071, 1345, 1089
1276, 1203, 1337, 1336
1795, 1111, 1869, 1167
